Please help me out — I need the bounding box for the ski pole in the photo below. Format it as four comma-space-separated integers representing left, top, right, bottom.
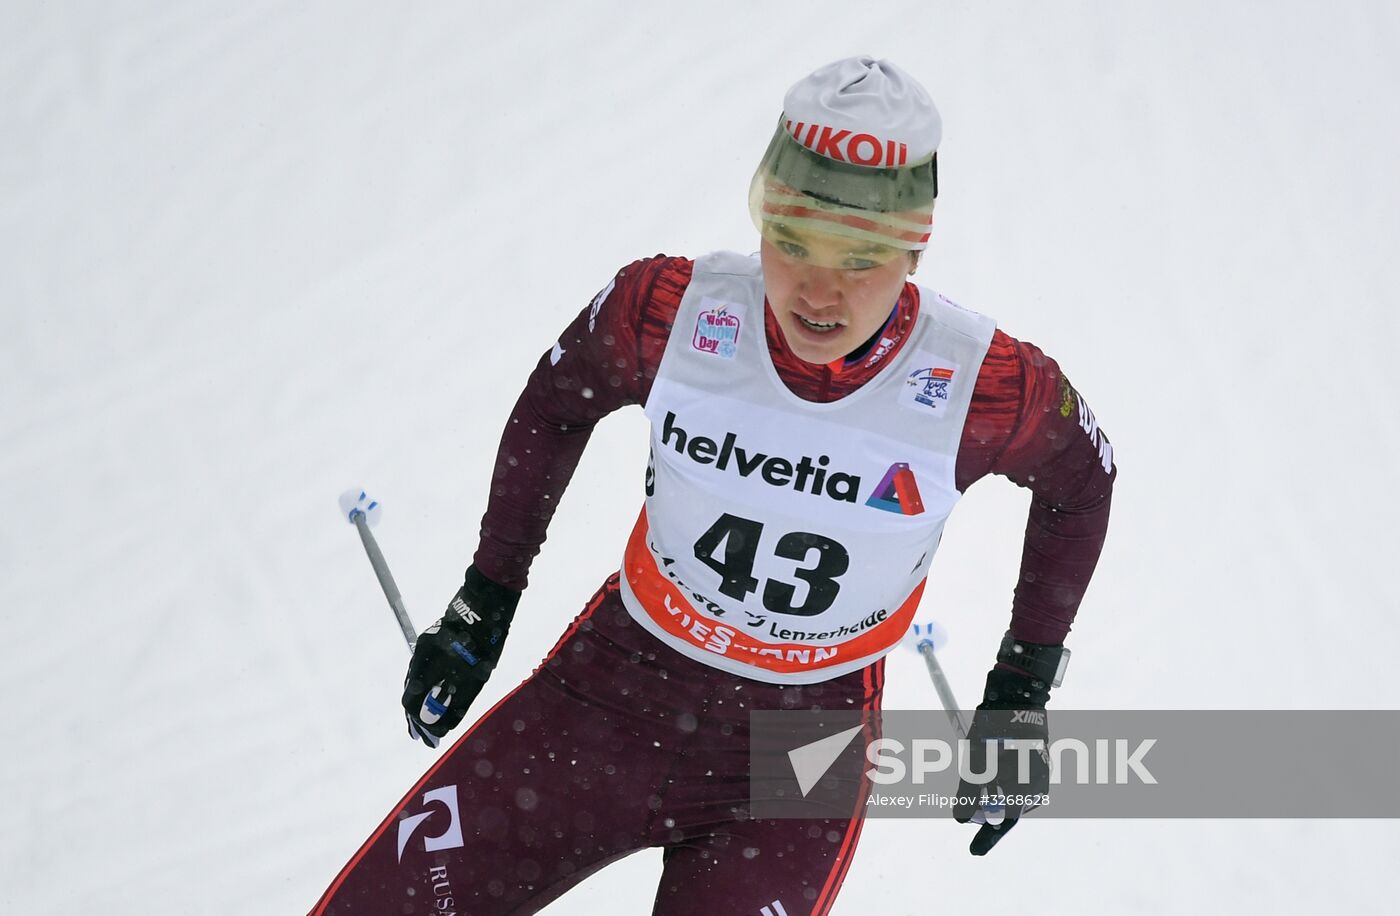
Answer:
915, 636, 970, 739
339, 490, 418, 651
908, 624, 1011, 852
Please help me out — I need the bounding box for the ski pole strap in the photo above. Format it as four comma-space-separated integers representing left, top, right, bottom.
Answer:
995, 632, 1070, 688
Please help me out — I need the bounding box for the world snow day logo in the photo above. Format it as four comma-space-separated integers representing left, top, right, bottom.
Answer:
692, 302, 741, 358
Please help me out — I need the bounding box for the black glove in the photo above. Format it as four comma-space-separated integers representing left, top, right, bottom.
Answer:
953, 666, 1052, 855
401, 566, 520, 748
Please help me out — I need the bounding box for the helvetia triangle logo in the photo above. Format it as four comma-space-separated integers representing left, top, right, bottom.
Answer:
865, 462, 925, 515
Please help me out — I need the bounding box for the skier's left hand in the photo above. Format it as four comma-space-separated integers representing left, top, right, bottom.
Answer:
953, 667, 1051, 855
401, 566, 520, 748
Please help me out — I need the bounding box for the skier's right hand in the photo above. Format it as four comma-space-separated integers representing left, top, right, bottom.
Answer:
401, 566, 521, 748
953, 666, 1052, 855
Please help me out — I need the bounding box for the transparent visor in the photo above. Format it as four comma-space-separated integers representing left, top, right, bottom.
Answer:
748, 120, 937, 269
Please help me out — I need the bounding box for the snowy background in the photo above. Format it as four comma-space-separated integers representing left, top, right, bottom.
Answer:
3, 1, 1398, 912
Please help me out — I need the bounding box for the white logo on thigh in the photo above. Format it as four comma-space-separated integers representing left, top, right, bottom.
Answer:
397, 785, 465, 862
760, 900, 789, 916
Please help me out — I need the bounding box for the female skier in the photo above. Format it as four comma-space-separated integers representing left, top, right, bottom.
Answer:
313, 55, 1114, 915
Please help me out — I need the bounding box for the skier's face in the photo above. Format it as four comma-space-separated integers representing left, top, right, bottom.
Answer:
760, 226, 917, 365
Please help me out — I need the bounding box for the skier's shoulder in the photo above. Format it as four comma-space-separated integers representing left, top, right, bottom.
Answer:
915, 287, 998, 346
591, 254, 695, 336
596, 250, 762, 338
966, 321, 1067, 421
963, 316, 1110, 473
916, 288, 1042, 452
692, 249, 762, 280
610, 254, 696, 312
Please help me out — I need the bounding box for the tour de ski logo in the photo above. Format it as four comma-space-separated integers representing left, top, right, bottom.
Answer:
692, 299, 742, 359
865, 462, 925, 516
902, 364, 956, 413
